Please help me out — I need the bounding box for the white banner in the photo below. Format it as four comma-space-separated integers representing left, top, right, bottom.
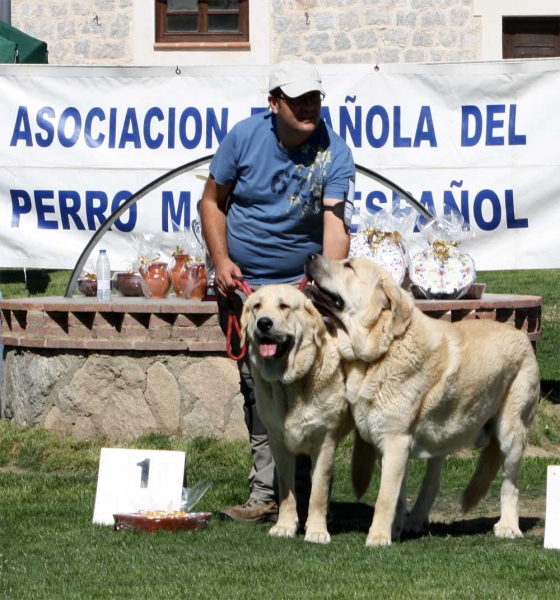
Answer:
1, 61, 560, 272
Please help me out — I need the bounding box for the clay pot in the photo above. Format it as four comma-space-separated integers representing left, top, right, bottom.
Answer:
170, 253, 191, 297
77, 278, 97, 297
113, 272, 144, 297
462, 282, 486, 299
179, 262, 207, 300
139, 261, 172, 299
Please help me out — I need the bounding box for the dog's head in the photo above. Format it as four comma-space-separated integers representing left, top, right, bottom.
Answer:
304, 255, 413, 362
241, 284, 327, 384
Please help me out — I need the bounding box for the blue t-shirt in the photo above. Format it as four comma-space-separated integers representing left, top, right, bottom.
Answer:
210, 111, 355, 285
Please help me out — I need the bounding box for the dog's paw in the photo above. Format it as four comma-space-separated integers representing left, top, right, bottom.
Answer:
269, 523, 297, 539
493, 522, 523, 539
304, 529, 331, 544
365, 534, 392, 547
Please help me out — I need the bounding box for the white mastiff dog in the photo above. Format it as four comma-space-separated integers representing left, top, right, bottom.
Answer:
241, 284, 353, 544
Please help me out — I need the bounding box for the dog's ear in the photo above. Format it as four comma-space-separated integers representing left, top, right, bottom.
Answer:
358, 274, 412, 362
361, 307, 394, 361
382, 275, 412, 337
304, 296, 326, 347
240, 297, 253, 346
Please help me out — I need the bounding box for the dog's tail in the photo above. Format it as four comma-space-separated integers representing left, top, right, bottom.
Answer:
461, 434, 502, 513
351, 431, 377, 500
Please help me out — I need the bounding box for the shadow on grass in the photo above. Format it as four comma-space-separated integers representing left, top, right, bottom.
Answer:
25, 270, 51, 294
327, 501, 542, 539
0, 269, 51, 294
422, 516, 542, 538
328, 501, 373, 534
541, 380, 560, 404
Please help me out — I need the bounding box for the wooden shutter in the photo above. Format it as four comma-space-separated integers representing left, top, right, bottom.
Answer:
503, 17, 560, 59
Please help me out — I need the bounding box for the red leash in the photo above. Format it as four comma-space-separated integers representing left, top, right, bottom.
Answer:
225, 276, 309, 362
225, 278, 253, 361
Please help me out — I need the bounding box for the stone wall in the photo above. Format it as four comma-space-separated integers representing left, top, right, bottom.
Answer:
1, 348, 246, 441
10, 0, 481, 66
11, 0, 134, 65
0, 292, 542, 441
272, 0, 481, 64
0, 295, 249, 441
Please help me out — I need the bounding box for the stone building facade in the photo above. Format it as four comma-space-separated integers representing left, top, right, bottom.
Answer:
8, 0, 559, 68
12, 0, 134, 65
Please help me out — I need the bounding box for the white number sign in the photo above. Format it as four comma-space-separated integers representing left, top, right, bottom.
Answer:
92, 448, 186, 526
544, 465, 560, 550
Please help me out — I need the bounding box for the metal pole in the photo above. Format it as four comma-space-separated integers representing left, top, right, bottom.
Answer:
0, 0, 11, 25
64, 155, 214, 297
355, 164, 433, 221
64, 157, 433, 298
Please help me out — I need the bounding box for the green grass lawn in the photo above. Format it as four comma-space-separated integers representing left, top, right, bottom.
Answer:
479, 269, 560, 382
0, 425, 559, 600
1, 269, 560, 598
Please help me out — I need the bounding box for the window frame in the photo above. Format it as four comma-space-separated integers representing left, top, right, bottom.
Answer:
155, 0, 249, 45
474, 0, 560, 60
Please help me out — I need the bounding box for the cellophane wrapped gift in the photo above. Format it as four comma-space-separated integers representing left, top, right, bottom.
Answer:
163, 226, 206, 298
130, 232, 163, 270
130, 232, 173, 299
192, 219, 216, 298
410, 211, 476, 300
76, 258, 98, 296
349, 208, 412, 286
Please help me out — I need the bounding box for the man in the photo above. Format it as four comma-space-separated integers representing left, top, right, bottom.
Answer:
200, 59, 355, 524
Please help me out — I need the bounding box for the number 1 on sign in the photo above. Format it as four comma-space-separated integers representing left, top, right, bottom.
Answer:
137, 458, 150, 488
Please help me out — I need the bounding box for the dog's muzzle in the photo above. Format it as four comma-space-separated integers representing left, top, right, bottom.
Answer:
304, 255, 345, 312
254, 317, 293, 359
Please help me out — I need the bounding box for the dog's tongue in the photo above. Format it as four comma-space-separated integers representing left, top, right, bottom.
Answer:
259, 343, 278, 358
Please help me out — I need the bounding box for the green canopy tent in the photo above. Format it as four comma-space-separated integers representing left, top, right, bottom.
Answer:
0, 34, 15, 62
0, 21, 47, 63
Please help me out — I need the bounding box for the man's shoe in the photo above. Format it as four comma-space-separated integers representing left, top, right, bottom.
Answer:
219, 498, 279, 523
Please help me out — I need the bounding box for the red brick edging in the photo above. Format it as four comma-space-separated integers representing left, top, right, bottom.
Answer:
0, 293, 542, 351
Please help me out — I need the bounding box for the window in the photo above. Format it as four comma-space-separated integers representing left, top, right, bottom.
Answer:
155, 0, 249, 45
474, 0, 560, 60
503, 17, 560, 59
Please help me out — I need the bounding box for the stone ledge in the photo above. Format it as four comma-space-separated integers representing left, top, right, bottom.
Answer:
415, 293, 542, 311
0, 296, 219, 314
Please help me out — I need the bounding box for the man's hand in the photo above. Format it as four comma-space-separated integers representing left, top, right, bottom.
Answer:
214, 257, 244, 297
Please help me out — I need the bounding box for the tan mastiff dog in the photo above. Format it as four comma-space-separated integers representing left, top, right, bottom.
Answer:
305, 254, 540, 546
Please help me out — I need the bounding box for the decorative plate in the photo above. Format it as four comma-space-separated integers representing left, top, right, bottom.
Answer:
349, 235, 407, 285
410, 246, 476, 299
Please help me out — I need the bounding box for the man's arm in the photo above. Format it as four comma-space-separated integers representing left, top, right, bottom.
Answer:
322, 197, 350, 260
200, 175, 243, 296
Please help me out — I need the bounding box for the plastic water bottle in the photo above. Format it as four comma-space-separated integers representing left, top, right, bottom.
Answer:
96, 249, 111, 301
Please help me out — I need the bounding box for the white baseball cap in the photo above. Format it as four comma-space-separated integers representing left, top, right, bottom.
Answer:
268, 60, 325, 98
